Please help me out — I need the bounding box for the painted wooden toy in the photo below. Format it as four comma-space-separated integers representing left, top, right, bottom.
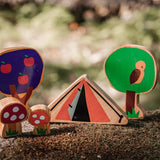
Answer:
28, 104, 50, 135
48, 74, 128, 125
0, 97, 28, 137
104, 45, 159, 119
0, 47, 44, 108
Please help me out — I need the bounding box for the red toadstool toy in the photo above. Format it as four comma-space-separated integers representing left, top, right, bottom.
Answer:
0, 97, 28, 137
28, 104, 50, 135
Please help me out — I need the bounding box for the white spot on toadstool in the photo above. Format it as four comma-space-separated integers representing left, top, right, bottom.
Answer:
40, 116, 45, 120
10, 115, 17, 121
12, 106, 19, 112
32, 114, 37, 118
3, 112, 9, 118
19, 114, 25, 119
35, 120, 40, 124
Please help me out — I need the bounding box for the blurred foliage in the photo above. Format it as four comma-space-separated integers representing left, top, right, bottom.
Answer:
1, 3, 160, 54
81, 7, 160, 57
0, 4, 74, 48
0, 3, 159, 110
41, 63, 102, 89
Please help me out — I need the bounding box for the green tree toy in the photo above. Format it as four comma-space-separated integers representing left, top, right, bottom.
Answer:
104, 45, 158, 119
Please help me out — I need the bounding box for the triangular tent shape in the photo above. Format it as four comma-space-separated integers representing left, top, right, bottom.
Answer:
68, 85, 90, 122
48, 75, 128, 125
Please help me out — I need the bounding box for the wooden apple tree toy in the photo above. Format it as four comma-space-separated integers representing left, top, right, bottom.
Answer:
0, 47, 44, 107
0, 97, 28, 137
28, 104, 50, 135
0, 47, 44, 137
104, 45, 158, 119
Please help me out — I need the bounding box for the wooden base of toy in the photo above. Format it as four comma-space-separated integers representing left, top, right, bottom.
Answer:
0, 122, 22, 137
122, 92, 146, 119
33, 123, 50, 135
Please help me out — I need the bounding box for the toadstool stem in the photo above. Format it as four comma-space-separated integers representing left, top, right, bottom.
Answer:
7, 123, 16, 132
34, 123, 50, 135
37, 124, 45, 130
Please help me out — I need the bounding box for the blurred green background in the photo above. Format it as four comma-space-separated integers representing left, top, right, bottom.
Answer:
0, 0, 159, 110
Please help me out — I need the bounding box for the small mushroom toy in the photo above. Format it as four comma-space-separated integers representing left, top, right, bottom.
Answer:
28, 104, 50, 135
0, 97, 28, 137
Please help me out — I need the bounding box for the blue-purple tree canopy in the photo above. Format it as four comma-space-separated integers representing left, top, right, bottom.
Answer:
0, 48, 44, 95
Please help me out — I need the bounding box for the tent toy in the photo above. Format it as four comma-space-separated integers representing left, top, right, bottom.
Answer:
48, 74, 128, 125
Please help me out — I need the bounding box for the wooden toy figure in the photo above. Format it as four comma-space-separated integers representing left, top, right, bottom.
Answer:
28, 104, 50, 135
104, 45, 159, 119
0, 47, 44, 109
0, 97, 28, 137
49, 74, 128, 125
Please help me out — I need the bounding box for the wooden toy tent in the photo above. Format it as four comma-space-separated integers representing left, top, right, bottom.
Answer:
48, 75, 128, 125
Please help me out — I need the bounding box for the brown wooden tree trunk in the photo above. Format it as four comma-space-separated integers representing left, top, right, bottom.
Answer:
125, 90, 136, 114
9, 84, 33, 105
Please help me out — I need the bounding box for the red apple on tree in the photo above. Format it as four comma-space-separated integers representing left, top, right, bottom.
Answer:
0, 61, 12, 74
24, 55, 35, 67
18, 73, 29, 85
